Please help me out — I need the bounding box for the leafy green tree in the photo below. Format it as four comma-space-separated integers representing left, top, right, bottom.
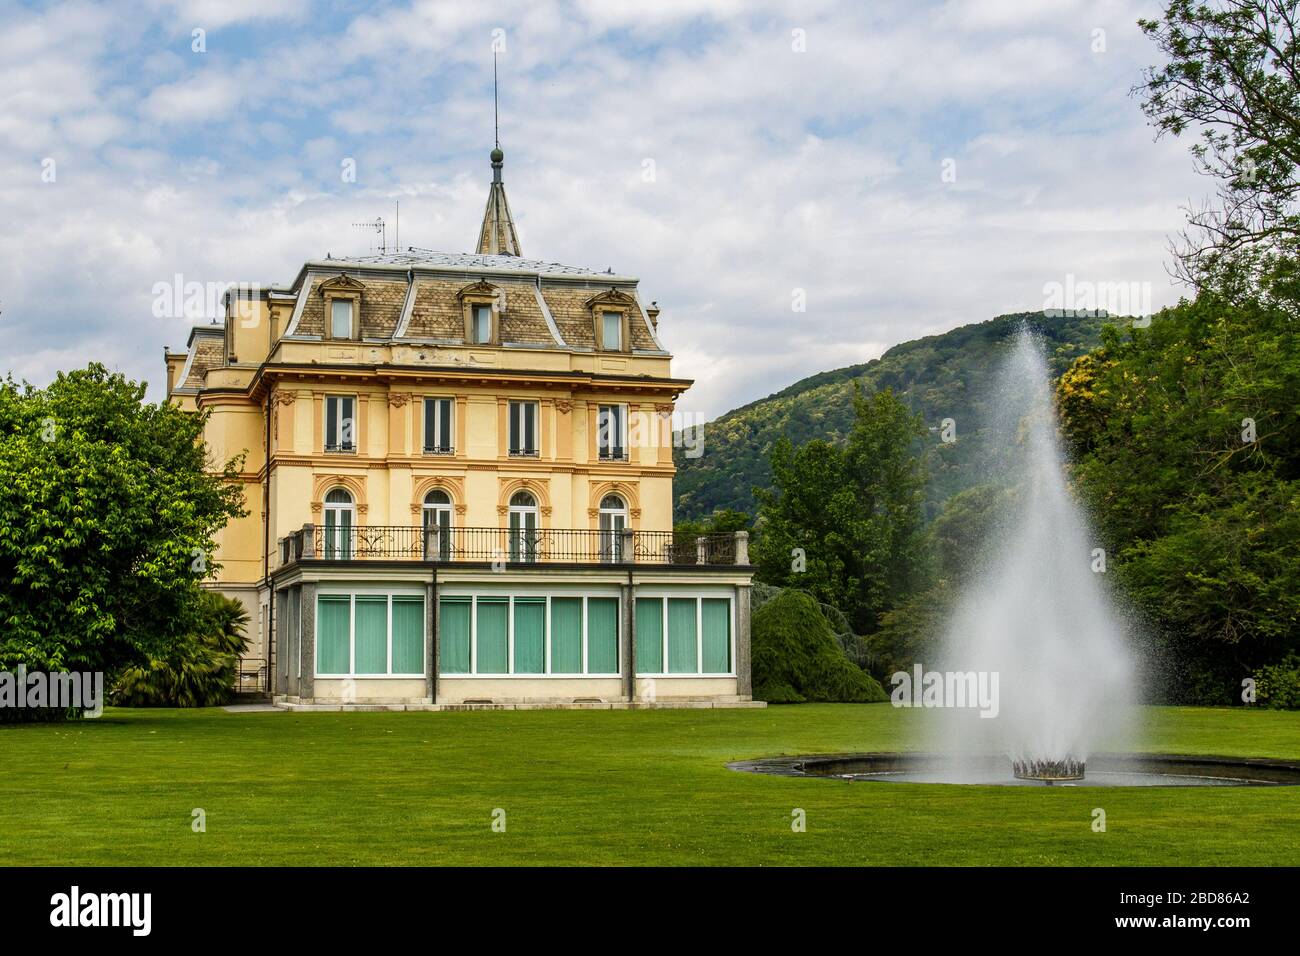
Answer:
753, 387, 929, 635
1138, 0, 1300, 314
1057, 299, 1300, 702
0, 365, 246, 677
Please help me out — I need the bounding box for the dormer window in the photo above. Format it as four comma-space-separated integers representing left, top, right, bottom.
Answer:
601, 312, 623, 351
457, 281, 503, 345
319, 274, 364, 341
584, 288, 636, 352
473, 304, 492, 344
331, 299, 353, 338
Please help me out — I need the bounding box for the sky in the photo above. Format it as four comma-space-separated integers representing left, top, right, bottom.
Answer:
0, 0, 1208, 420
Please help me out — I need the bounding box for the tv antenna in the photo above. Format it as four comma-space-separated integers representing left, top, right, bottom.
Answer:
352, 216, 386, 254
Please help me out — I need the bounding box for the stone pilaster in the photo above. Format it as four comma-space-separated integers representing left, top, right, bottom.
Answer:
299, 583, 316, 700
622, 582, 636, 703
736, 584, 753, 698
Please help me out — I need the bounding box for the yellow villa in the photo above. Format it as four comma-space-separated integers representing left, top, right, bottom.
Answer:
165, 146, 758, 710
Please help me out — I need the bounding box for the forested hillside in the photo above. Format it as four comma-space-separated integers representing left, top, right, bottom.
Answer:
673, 311, 1109, 521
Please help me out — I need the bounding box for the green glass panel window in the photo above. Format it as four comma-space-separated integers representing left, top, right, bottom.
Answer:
317, 596, 351, 675
439, 599, 471, 674
476, 598, 509, 674
392, 596, 424, 675
586, 597, 619, 674
513, 598, 546, 674
667, 598, 698, 673
701, 599, 731, 673
635, 598, 663, 674
354, 596, 388, 674
550, 597, 583, 674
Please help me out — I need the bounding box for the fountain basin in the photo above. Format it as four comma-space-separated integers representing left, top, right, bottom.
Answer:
729, 752, 1300, 787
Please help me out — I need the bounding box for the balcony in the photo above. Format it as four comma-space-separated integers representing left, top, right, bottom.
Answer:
278, 526, 750, 567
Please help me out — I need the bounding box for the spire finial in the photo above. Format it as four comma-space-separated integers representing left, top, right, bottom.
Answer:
477, 50, 519, 256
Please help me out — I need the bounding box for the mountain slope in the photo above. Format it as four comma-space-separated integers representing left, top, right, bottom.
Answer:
673, 311, 1108, 521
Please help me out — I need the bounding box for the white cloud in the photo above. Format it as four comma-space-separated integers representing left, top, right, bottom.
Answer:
0, 0, 1208, 421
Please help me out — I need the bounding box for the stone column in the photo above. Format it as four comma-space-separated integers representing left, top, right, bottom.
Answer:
427, 578, 438, 704
299, 583, 316, 700
736, 584, 752, 699
622, 581, 636, 703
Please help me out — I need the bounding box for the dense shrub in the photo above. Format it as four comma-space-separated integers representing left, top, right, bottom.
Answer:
111, 591, 249, 707
1255, 658, 1300, 710
751, 589, 887, 704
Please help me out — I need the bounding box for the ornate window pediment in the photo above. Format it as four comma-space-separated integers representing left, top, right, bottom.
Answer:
585, 288, 634, 352
319, 274, 365, 340
457, 281, 504, 345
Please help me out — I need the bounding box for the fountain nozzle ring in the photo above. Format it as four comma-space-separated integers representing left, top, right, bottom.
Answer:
1013, 758, 1086, 782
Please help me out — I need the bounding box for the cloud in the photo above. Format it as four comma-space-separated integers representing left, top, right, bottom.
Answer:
0, 0, 1207, 421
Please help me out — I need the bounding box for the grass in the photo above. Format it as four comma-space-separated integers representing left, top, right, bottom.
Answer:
1, 703, 1297, 865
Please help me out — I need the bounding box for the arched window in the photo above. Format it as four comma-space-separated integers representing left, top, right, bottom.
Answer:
599, 494, 628, 562
422, 489, 453, 561
508, 490, 539, 562
323, 488, 355, 559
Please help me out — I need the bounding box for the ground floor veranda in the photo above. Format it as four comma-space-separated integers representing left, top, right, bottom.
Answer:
225, 559, 759, 710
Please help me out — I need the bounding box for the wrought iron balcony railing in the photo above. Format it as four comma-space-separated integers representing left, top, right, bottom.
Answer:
278, 525, 749, 567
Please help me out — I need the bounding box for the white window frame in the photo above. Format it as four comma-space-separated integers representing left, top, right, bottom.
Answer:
472, 304, 493, 344
508, 400, 539, 456
322, 488, 356, 559
633, 589, 736, 678
438, 588, 622, 678
315, 587, 427, 679
423, 397, 454, 455
422, 489, 453, 560
330, 299, 354, 339
324, 394, 358, 453
601, 311, 623, 351
597, 404, 628, 460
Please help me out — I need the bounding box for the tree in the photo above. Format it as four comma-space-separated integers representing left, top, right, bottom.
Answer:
1057, 299, 1300, 702
0, 365, 246, 677
753, 387, 929, 635
1138, 0, 1300, 312
112, 591, 250, 707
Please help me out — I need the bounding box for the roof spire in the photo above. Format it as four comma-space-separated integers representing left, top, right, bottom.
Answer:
477, 50, 521, 256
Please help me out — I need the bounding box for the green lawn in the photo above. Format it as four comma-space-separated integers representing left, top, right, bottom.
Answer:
1, 704, 1297, 865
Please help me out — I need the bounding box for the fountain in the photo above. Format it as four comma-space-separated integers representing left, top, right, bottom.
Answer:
730, 325, 1300, 788
934, 326, 1138, 783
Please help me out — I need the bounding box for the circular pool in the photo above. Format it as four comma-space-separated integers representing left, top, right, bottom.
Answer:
728, 752, 1300, 787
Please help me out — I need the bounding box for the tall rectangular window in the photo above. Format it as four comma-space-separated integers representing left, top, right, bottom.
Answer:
392, 597, 425, 675
330, 299, 353, 338
602, 312, 622, 350
424, 397, 453, 454
598, 404, 626, 460
440, 598, 471, 675
508, 400, 538, 456
635, 599, 663, 674
354, 596, 388, 675
318, 596, 351, 675
701, 599, 731, 673
325, 395, 356, 452
586, 598, 619, 674
513, 598, 546, 674
476, 598, 509, 674
473, 304, 492, 344
667, 598, 698, 673
550, 598, 583, 674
